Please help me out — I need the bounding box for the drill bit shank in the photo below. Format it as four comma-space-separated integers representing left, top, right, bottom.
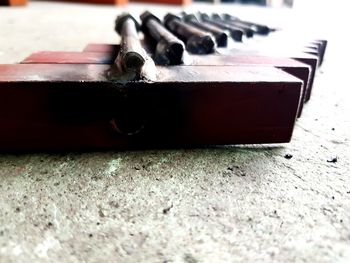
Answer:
140, 11, 185, 65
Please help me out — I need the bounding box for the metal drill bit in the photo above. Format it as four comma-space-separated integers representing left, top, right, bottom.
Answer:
199, 13, 243, 42
140, 11, 185, 65
183, 14, 228, 47
211, 13, 254, 38
164, 13, 215, 54
115, 13, 147, 76
224, 20, 256, 37
223, 13, 271, 35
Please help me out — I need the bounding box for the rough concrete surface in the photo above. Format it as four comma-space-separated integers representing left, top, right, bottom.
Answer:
0, 1, 350, 262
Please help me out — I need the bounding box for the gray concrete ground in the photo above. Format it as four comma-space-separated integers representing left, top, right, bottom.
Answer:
0, 1, 349, 262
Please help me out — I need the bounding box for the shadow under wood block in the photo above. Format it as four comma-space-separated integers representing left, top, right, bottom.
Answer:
0, 0, 27, 6
50, 0, 128, 5
0, 63, 302, 151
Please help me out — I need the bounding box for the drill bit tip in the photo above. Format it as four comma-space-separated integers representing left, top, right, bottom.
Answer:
187, 35, 215, 54
123, 51, 146, 71
166, 42, 185, 64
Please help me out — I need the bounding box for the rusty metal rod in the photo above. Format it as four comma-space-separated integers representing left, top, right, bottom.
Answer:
164, 13, 215, 54
223, 13, 271, 35
183, 14, 228, 47
199, 13, 243, 42
140, 11, 185, 65
115, 13, 147, 75
211, 13, 254, 38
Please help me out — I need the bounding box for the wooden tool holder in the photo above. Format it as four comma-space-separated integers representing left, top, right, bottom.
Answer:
0, 12, 327, 151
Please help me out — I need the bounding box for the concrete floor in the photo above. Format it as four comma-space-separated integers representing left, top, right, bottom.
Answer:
0, 1, 350, 262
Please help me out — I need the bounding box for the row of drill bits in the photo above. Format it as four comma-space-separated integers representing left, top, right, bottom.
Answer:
114, 11, 273, 78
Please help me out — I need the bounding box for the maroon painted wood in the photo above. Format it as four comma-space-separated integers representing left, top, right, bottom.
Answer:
219, 48, 318, 102
21, 49, 310, 117
290, 54, 318, 101
83, 43, 120, 53
21, 51, 115, 64
187, 54, 310, 117
83, 43, 318, 102
0, 64, 302, 151
313, 40, 327, 65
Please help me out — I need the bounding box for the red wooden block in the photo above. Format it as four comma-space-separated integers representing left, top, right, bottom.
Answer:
83, 43, 120, 54
21, 49, 309, 117
0, 64, 302, 151
84, 43, 318, 101
290, 54, 318, 101
256, 53, 317, 102
262, 34, 327, 66
248, 35, 324, 69
312, 40, 327, 65
21, 51, 115, 64
220, 48, 318, 102
188, 54, 310, 117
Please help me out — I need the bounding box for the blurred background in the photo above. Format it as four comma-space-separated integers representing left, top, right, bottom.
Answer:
1, 0, 295, 6
1, 0, 342, 64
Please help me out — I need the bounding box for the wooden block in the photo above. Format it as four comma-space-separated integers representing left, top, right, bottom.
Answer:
20, 49, 309, 117
0, 64, 302, 151
84, 43, 317, 101
252, 34, 325, 66
83, 43, 120, 54
220, 48, 318, 102
82, 45, 312, 98
254, 53, 317, 102
21, 51, 115, 64
188, 54, 310, 117
290, 54, 318, 101
312, 40, 327, 65
0, 0, 27, 6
